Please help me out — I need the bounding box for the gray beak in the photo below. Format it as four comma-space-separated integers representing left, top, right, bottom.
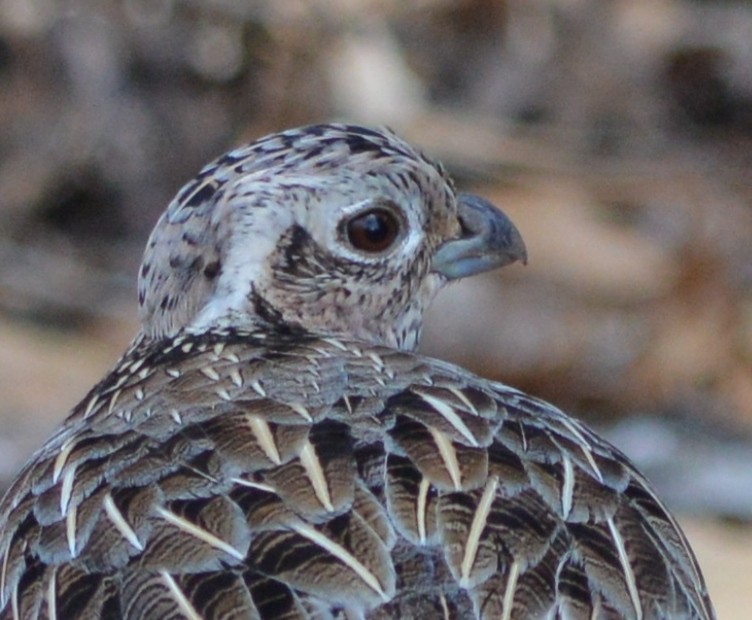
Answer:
432, 193, 527, 280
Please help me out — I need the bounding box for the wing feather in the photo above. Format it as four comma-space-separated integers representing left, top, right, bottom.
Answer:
0, 332, 715, 619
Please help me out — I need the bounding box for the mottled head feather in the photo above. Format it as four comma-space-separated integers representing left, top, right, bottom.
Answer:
138, 124, 462, 350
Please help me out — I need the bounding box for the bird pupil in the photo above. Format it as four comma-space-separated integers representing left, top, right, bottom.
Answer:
346, 208, 398, 252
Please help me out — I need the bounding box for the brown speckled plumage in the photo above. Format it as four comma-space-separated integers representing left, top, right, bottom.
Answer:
0, 124, 714, 619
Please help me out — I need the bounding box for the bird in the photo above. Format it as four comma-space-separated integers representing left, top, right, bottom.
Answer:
0, 123, 715, 620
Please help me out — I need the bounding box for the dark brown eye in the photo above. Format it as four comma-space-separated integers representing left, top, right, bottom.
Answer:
345, 208, 401, 253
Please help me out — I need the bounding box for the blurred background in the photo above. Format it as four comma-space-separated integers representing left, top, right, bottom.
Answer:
0, 0, 751, 615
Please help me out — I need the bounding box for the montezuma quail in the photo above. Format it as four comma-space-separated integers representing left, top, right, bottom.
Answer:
0, 124, 715, 619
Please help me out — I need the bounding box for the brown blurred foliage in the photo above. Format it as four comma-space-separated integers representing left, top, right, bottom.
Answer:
1, 0, 751, 507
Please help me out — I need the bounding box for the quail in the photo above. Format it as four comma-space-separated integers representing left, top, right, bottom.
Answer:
0, 124, 715, 619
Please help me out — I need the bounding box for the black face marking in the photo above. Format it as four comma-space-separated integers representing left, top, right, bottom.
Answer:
249, 286, 284, 325
344, 133, 389, 157
276, 225, 340, 283
203, 260, 221, 280
302, 145, 325, 161
282, 225, 311, 266
247, 286, 305, 337
215, 151, 247, 168
183, 182, 217, 209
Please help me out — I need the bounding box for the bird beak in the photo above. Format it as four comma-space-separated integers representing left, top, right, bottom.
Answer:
432, 193, 527, 280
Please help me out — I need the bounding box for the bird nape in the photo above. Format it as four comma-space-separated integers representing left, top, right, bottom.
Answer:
0, 124, 715, 620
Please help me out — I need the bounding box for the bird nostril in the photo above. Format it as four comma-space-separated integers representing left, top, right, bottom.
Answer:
457, 214, 474, 239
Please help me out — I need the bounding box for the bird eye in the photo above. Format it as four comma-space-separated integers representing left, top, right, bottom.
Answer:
344, 207, 402, 254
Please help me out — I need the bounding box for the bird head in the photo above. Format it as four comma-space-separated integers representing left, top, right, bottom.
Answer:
137, 124, 526, 350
